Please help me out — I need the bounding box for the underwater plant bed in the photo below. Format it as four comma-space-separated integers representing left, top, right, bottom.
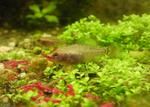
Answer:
0, 14, 150, 107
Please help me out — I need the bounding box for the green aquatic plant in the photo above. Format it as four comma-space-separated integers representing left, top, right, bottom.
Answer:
0, 50, 32, 61
26, 2, 59, 26
59, 15, 103, 46
1, 14, 150, 107
59, 14, 150, 50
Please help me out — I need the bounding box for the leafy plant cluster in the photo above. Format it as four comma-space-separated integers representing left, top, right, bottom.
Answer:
38, 55, 149, 106
0, 0, 93, 27
26, 0, 93, 27
26, 1, 59, 26
2, 54, 149, 107
0, 50, 32, 61
59, 14, 150, 50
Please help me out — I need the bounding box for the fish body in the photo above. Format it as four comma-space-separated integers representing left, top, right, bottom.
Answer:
38, 37, 63, 47
50, 44, 109, 64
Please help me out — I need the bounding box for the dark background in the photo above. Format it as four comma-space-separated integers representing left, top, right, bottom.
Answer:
0, 0, 150, 27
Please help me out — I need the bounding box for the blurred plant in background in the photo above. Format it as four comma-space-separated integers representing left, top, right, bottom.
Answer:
0, 0, 94, 28
26, 1, 59, 26
88, 0, 150, 22
1, 0, 150, 28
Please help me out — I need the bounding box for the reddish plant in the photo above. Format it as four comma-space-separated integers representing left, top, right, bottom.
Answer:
100, 102, 114, 107
7, 73, 18, 81
85, 93, 100, 101
51, 99, 62, 103
21, 82, 66, 104
43, 97, 50, 102
21, 82, 76, 104
51, 88, 64, 94
66, 84, 75, 96
31, 91, 44, 102
31, 95, 39, 101
4, 60, 28, 69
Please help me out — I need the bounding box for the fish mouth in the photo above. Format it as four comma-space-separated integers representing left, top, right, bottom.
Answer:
42, 54, 54, 61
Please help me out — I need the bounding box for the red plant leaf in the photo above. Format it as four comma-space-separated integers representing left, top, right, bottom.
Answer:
100, 102, 114, 107
51, 88, 63, 94
4, 60, 28, 69
17, 60, 28, 64
51, 99, 62, 103
31, 96, 39, 101
85, 93, 100, 101
21, 85, 34, 91
66, 84, 75, 96
44, 97, 50, 102
4, 60, 18, 68
38, 91, 44, 97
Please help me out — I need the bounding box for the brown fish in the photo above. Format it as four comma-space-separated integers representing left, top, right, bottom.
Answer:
37, 37, 63, 47
48, 44, 111, 64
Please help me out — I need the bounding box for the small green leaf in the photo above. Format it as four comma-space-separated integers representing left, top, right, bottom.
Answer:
34, 12, 43, 18
26, 15, 35, 19
45, 15, 59, 23
29, 4, 41, 13
42, 2, 56, 14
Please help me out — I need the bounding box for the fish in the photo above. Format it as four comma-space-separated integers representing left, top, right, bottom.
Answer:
47, 44, 114, 64
37, 37, 63, 47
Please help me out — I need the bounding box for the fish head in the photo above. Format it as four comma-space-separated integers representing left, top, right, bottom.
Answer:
51, 53, 64, 62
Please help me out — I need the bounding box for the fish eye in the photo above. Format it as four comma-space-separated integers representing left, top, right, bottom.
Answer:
53, 53, 59, 57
